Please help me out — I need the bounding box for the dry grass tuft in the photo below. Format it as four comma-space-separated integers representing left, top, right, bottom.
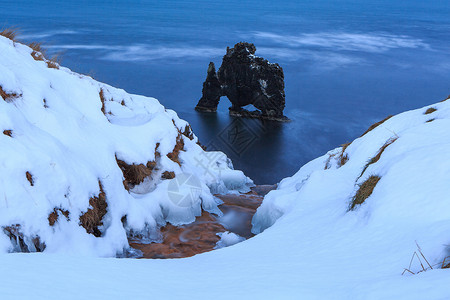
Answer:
46, 54, 60, 69
79, 181, 108, 237
3, 129, 12, 137
29, 42, 45, 61
359, 137, 398, 177
0, 28, 18, 41
48, 208, 70, 226
26, 171, 34, 186
441, 95, 450, 102
182, 125, 194, 140
360, 115, 393, 137
167, 133, 185, 166
99, 88, 106, 114
161, 171, 176, 180
43, 98, 49, 108
349, 175, 381, 210
442, 258, 450, 269
0, 85, 21, 102
426, 118, 435, 123
402, 242, 449, 275
197, 140, 207, 150
338, 142, 351, 167
3, 224, 46, 252
424, 107, 437, 115
116, 157, 157, 190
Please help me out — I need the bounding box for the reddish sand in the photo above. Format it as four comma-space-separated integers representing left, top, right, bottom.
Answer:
129, 185, 276, 259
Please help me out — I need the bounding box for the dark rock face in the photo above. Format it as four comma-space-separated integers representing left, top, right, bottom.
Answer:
196, 62, 222, 112
195, 42, 288, 121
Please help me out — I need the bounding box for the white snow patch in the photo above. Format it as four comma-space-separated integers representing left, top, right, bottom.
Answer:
215, 231, 245, 249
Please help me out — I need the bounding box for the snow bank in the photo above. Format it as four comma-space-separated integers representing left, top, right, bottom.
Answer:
253, 96, 450, 272
215, 231, 245, 249
0, 35, 252, 256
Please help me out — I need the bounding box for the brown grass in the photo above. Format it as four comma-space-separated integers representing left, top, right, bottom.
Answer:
116, 157, 157, 190
440, 95, 450, 102
48, 208, 70, 226
197, 140, 207, 150
43, 98, 49, 108
29, 42, 45, 61
0, 85, 20, 102
79, 181, 108, 237
360, 115, 393, 137
99, 88, 106, 114
426, 118, 435, 123
167, 133, 185, 166
161, 171, 176, 180
424, 107, 437, 115
442, 258, 450, 269
0, 28, 18, 41
182, 125, 194, 140
1, 28, 62, 69
359, 137, 398, 177
26, 171, 34, 186
3, 130, 12, 137
46, 54, 60, 69
3, 224, 46, 252
338, 142, 351, 167
349, 175, 381, 210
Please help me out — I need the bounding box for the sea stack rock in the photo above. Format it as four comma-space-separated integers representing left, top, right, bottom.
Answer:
196, 62, 222, 112
195, 42, 288, 121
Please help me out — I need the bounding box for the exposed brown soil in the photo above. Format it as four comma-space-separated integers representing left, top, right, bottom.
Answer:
3, 129, 12, 137
129, 185, 275, 259
79, 181, 107, 237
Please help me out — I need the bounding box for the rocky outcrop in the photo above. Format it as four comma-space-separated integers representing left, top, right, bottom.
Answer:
195, 62, 222, 112
195, 42, 288, 121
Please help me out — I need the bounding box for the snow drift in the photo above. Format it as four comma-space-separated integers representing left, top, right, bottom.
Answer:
0, 34, 252, 256
253, 95, 450, 274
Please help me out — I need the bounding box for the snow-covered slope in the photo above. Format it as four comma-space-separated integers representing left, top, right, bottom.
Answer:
0, 35, 252, 256
3, 96, 450, 299
2, 33, 450, 299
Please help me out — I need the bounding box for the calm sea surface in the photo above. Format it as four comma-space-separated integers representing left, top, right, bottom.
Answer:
2, 0, 450, 183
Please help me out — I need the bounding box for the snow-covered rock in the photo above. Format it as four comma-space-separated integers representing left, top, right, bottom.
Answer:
0, 35, 252, 256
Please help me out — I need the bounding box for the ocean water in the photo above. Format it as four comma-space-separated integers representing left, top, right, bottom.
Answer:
2, 0, 450, 184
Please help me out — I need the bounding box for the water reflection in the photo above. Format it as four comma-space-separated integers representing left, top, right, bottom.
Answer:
193, 111, 285, 184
